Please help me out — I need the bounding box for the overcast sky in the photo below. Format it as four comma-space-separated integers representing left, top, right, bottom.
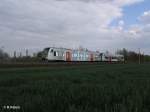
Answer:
0, 0, 150, 55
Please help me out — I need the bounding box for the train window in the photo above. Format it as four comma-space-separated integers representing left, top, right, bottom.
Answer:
43, 48, 49, 55
74, 54, 77, 57
51, 49, 53, 52
112, 57, 115, 59
54, 51, 56, 56
105, 57, 109, 59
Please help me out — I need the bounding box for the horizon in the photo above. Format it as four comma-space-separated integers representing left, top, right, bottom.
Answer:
1, 46, 148, 58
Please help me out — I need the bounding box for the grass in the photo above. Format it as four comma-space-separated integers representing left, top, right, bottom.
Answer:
0, 63, 150, 112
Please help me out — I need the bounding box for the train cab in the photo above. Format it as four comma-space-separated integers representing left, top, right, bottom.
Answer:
43, 47, 66, 61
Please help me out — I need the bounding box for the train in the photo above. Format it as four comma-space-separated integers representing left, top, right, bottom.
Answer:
41, 47, 124, 62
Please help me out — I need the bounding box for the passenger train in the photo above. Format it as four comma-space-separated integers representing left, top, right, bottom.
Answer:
41, 47, 124, 62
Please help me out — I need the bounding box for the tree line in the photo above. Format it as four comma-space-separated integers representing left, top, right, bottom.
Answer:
117, 48, 150, 63
0, 48, 150, 63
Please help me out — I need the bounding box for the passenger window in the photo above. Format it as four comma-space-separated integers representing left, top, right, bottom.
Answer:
54, 51, 56, 56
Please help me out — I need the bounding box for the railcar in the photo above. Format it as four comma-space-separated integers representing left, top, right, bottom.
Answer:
41, 47, 124, 62
42, 47, 67, 61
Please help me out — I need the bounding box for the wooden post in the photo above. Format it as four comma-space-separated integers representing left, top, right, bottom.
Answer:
138, 48, 141, 64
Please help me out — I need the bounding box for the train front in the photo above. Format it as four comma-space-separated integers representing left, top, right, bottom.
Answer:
41, 48, 50, 60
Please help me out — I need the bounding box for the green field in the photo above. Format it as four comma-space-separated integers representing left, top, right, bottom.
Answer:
0, 64, 150, 112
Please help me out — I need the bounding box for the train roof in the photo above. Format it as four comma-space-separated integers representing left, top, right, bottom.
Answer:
44, 47, 71, 50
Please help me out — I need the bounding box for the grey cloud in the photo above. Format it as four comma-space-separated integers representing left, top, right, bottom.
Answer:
0, 0, 149, 55
55, 0, 113, 2
139, 10, 150, 24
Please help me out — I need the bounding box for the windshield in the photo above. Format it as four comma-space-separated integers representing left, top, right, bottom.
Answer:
42, 48, 50, 58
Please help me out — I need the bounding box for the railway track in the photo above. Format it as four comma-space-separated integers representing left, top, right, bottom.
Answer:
0, 61, 123, 68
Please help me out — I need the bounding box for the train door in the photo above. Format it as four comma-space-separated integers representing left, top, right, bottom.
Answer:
66, 52, 71, 61
90, 54, 94, 62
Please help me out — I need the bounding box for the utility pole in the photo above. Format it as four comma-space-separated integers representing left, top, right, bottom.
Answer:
14, 51, 16, 58
26, 49, 28, 57
138, 48, 141, 64
19, 52, 22, 58
143, 52, 144, 63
